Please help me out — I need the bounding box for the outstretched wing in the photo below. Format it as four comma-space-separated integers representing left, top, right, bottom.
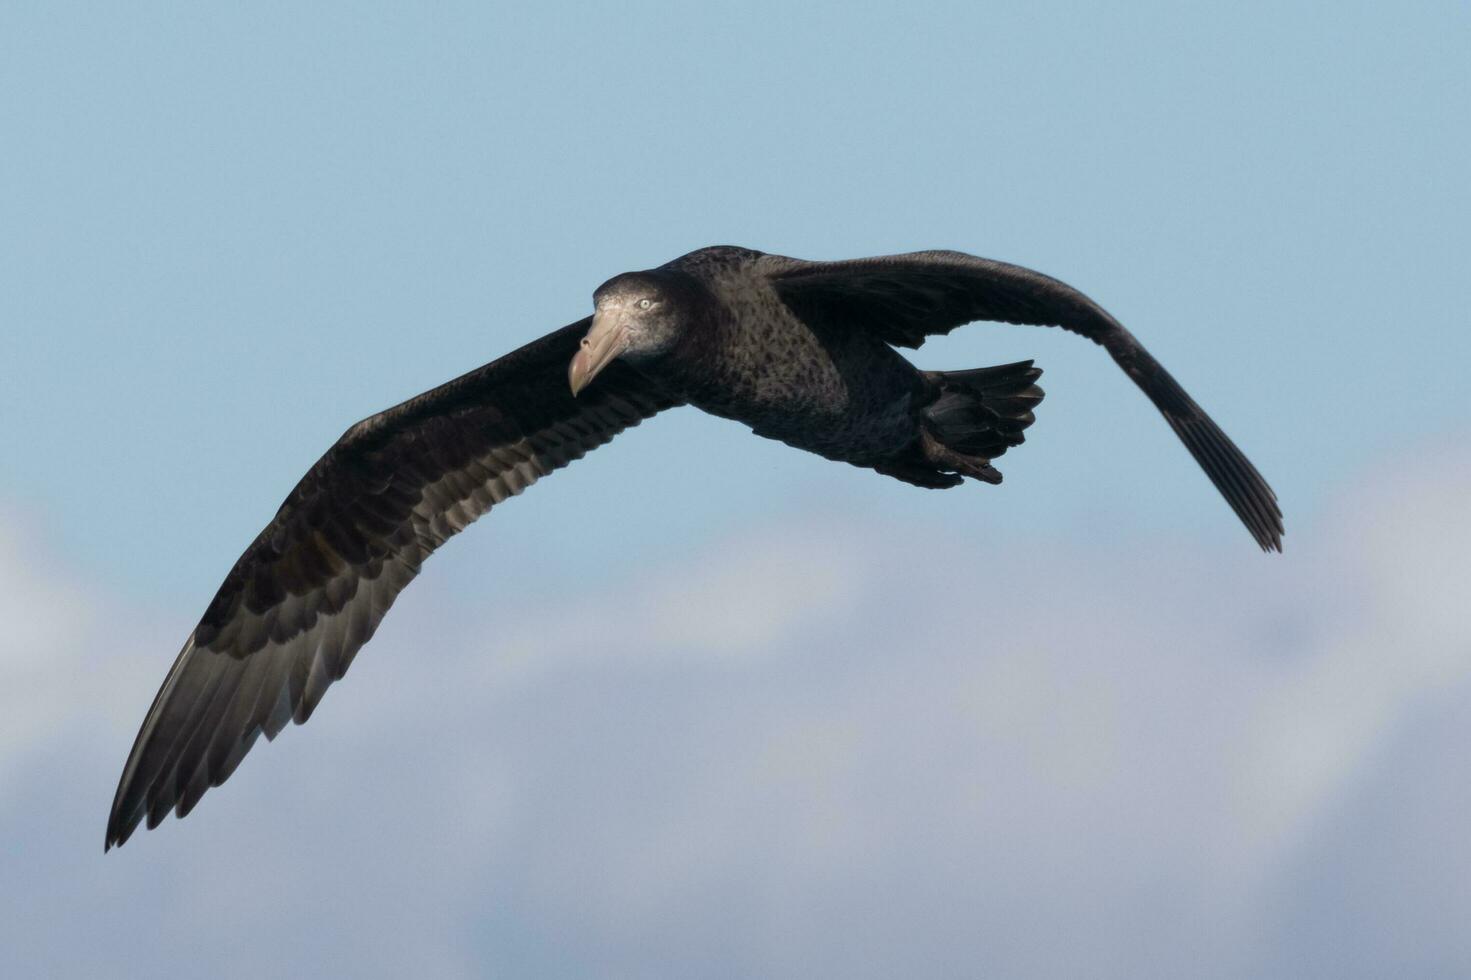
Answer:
106, 319, 679, 849
760, 250, 1283, 551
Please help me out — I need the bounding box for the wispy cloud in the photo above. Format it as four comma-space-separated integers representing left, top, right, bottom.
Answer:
4, 443, 1469, 979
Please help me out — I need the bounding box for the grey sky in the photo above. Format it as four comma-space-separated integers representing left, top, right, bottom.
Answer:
2, 2, 1468, 977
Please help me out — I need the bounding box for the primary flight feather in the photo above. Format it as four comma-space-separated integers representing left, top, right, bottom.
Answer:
106, 245, 1282, 849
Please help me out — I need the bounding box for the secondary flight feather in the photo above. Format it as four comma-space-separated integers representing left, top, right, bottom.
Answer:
106, 245, 1282, 849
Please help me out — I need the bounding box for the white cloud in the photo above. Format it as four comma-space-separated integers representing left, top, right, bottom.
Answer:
0, 512, 123, 786
4, 442, 1470, 979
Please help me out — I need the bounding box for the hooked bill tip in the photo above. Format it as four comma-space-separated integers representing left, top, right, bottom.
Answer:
568, 315, 629, 397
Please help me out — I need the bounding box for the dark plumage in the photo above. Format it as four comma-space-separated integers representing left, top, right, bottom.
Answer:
106, 245, 1282, 849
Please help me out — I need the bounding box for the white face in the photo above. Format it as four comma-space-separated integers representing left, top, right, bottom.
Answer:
595, 286, 658, 314
571, 281, 683, 394
596, 294, 651, 315
593, 285, 679, 360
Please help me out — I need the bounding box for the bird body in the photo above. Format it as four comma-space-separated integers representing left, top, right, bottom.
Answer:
106, 244, 1282, 849
637, 249, 928, 466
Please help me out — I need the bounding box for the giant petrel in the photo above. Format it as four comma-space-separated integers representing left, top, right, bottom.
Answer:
106, 245, 1282, 849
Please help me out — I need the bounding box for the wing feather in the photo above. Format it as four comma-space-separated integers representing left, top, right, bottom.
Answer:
106, 319, 679, 849
762, 251, 1283, 550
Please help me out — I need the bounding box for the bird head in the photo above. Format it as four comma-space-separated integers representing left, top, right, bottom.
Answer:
569, 272, 691, 396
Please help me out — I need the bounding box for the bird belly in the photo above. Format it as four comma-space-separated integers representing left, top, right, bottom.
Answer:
696, 383, 920, 466
678, 285, 927, 464
784, 394, 919, 460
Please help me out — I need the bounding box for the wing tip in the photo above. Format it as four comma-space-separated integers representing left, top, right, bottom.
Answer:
1161, 409, 1284, 554
104, 810, 137, 852
1250, 509, 1285, 553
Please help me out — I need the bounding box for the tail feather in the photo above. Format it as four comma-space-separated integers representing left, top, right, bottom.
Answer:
923, 360, 1044, 459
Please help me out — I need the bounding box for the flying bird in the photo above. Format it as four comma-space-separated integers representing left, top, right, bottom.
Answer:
106, 245, 1282, 849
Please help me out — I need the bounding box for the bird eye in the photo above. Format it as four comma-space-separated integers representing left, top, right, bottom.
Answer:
639, 299, 652, 309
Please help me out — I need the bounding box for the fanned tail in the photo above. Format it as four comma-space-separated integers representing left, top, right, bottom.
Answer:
923, 360, 1045, 459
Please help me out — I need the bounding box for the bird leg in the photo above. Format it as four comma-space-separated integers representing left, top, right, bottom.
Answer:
919, 428, 1003, 484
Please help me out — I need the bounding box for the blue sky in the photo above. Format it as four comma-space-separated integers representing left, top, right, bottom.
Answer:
2, 3, 1469, 978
